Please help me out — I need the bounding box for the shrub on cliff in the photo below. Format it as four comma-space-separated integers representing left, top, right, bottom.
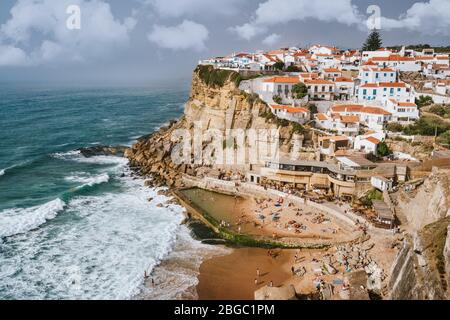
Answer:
273, 95, 282, 104
196, 65, 241, 87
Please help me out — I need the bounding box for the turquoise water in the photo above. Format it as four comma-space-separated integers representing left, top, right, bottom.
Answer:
0, 84, 215, 299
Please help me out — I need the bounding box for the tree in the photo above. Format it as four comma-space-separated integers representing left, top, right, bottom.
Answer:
273, 61, 285, 71
377, 141, 391, 157
362, 29, 382, 51
291, 83, 308, 99
415, 95, 434, 108
286, 65, 301, 72
273, 95, 282, 104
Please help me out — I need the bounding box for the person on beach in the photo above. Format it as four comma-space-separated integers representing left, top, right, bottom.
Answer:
269, 281, 273, 287
254, 278, 258, 286
291, 266, 295, 275
256, 268, 260, 277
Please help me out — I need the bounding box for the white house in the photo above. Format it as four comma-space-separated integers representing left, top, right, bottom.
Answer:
271, 105, 310, 124
304, 79, 336, 100
322, 68, 342, 79
334, 77, 355, 100
262, 76, 300, 98
331, 104, 392, 130
315, 113, 360, 136
361, 48, 392, 62
371, 176, 393, 192
354, 131, 386, 155
369, 55, 421, 72
359, 67, 396, 84
309, 45, 338, 56
357, 82, 412, 103
383, 99, 419, 123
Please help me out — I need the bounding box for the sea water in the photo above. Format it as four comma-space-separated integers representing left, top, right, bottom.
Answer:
0, 84, 223, 299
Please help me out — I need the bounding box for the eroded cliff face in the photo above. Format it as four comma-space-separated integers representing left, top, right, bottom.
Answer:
389, 218, 450, 300
389, 168, 450, 299
396, 168, 450, 231
126, 66, 305, 187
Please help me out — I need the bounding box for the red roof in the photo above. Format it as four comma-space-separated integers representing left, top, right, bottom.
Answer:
304, 79, 335, 85
365, 137, 381, 144
263, 77, 300, 84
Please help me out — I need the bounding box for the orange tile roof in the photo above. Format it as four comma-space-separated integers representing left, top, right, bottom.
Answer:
334, 77, 353, 82
323, 68, 341, 73
263, 77, 300, 84
360, 82, 406, 88
398, 102, 417, 107
304, 79, 335, 85
284, 107, 309, 113
316, 113, 328, 121
319, 135, 349, 142
332, 104, 364, 112
340, 115, 360, 123
365, 137, 381, 144
362, 106, 392, 115
271, 105, 309, 113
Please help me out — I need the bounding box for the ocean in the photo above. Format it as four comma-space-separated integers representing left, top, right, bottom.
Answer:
0, 84, 223, 299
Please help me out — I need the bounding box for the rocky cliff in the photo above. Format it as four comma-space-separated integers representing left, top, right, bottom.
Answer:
126, 65, 306, 187
389, 168, 450, 299
395, 168, 450, 231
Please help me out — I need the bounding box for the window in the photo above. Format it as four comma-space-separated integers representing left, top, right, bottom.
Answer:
329, 86, 333, 92
373, 89, 377, 95
390, 88, 394, 95
376, 73, 379, 78
363, 89, 367, 95
384, 73, 387, 77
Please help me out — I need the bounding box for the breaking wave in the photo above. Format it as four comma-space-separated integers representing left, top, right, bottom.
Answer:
0, 198, 66, 238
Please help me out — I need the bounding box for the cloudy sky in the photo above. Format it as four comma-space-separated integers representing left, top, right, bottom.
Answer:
0, 0, 449, 85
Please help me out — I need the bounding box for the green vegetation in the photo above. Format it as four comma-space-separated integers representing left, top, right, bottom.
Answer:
291, 83, 308, 99
286, 65, 301, 72
272, 94, 282, 104
196, 65, 241, 87
377, 141, 391, 157
428, 104, 450, 119
273, 61, 285, 71
403, 116, 450, 136
292, 122, 306, 134
385, 122, 405, 132
361, 189, 383, 207
362, 29, 382, 51
438, 130, 450, 147
415, 95, 434, 108
306, 103, 318, 114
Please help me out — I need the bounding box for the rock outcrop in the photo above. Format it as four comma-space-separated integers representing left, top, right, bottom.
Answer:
395, 167, 450, 231
126, 65, 306, 187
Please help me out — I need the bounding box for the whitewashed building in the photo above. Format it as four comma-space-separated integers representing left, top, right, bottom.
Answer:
271, 105, 310, 124
357, 82, 412, 103
382, 99, 419, 123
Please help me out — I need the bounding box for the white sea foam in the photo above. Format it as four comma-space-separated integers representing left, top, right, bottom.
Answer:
0, 198, 66, 238
65, 172, 110, 188
0, 169, 4, 176
52, 150, 129, 166
0, 174, 194, 299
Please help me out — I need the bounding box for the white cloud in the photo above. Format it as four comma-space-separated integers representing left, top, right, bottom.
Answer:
262, 33, 281, 46
231, 0, 362, 40
0, 45, 30, 66
147, 20, 209, 51
0, 0, 136, 66
380, 0, 450, 36
143, 0, 241, 18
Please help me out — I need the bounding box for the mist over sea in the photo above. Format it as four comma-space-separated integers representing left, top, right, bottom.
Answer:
0, 84, 217, 299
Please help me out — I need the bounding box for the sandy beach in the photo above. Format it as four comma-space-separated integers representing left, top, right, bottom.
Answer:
197, 248, 295, 300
